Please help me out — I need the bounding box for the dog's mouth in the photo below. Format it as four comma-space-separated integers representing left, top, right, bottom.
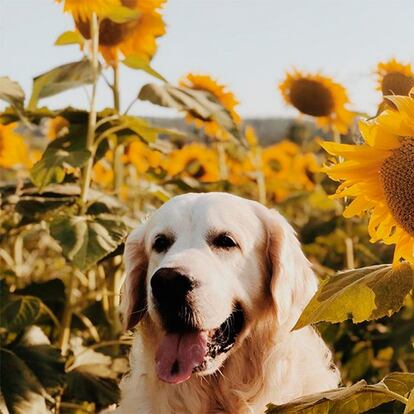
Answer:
155, 304, 245, 384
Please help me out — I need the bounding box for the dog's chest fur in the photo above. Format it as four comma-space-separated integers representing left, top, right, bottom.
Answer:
115, 319, 340, 414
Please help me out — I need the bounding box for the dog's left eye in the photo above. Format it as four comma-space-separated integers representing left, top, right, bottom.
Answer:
153, 234, 173, 253
212, 233, 238, 249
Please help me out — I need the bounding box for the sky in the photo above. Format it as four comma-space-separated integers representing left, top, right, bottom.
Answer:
1, 0, 413, 118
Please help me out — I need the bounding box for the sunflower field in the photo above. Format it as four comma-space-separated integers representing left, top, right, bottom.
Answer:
0, 1, 413, 414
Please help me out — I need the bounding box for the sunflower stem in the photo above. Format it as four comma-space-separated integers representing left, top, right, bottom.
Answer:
217, 141, 229, 182
79, 12, 99, 213
113, 63, 121, 113
332, 128, 355, 269
112, 63, 125, 195
253, 146, 266, 205
57, 270, 76, 355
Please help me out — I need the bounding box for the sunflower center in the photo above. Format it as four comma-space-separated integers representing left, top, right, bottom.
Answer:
379, 139, 414, 236
289, 79, 334, 117
186, 159, 206, 179
268, 159, 282, 172
381, 72, 414, 96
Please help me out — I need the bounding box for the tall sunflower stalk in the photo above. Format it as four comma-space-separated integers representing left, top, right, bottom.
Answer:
58, 13, 100, 355
245, 126, 266, 205
332, 128, 355, 270
112, 63, 125, 196
79, 13, 100, 211
279, 70, 355, 268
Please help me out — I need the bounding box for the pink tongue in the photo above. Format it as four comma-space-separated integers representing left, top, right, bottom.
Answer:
155, 331, 208, 384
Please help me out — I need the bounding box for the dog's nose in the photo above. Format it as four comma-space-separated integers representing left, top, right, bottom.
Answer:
151, 268, 193, 306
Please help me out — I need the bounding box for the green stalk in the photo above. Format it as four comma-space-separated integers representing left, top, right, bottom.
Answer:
333, 128, 355, 269
112, 63, 125, 195
59, 13, 99, 354
79, 13, 99, 212
112, 63, 120, 113
57, 270, 76, 355
217, 141, 229, 182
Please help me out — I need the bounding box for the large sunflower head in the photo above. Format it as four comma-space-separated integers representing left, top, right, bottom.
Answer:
164, 143, 220, 182
71, 0, 166, 65
179, 74, 241, 141
321, 93, 414, 264
279, 70, 354, 135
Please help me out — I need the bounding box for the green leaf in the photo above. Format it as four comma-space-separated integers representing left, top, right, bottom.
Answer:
54, 31, 85, 47
16, 279, 66, 317
65, 346, 119, 409
49, 214, 128, 271
123, 55, 167, 82
30, 145, 91, 190
294, 263, 414, 330
0, 296, 42, 332
13, 344, 65, 391
0, 348, 50, 414
0, 77, 25, 108
265, 379, 404, 414
138, 83, 240, 139
383, 372, 414, 397
104, 5, 139, 23
28, 59, 100, 110
118, 116, 185, 144
65, 368, 119, 409
404, 389, 414, 414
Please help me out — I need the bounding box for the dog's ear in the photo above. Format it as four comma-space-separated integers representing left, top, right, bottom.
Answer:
120, 223, 148, 330
261, 208, 318, 327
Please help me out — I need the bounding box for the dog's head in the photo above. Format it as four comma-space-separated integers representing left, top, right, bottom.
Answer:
121, 193, 317, 384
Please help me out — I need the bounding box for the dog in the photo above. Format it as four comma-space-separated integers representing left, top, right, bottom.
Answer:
115, 192, 340, 413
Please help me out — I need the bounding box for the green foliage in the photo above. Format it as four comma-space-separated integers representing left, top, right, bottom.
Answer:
31, 146, 91, 190
294, 263, 414, 329
123, 54, 167, 82
0, 347, 51, 414
55, 31, 85, 47
0, 77, 25, 108
138, 82, 240, 138
49, 214, 129, 271
28, 60, 101, 110
266, 373, 414, 414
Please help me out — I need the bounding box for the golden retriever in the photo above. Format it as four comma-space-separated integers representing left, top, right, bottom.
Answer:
115, 193, 339, 413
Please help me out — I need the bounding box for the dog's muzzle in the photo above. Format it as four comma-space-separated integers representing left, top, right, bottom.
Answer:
151, 267, 197, 332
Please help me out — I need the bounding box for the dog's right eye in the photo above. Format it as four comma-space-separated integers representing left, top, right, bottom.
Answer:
212, 233, 238, 250
153, 234, 173, 253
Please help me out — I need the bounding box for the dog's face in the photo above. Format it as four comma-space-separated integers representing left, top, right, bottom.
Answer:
122, 193, 317, 384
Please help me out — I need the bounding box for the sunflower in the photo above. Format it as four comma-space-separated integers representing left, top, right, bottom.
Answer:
164, 143, 220, 182
126, 140, 163, 174
92, 154, 114, 188
279, 70, 354, 135
56, 0, 122, 21
376, 58, 414, 97
73, 0, 166, 65
376, 59, 414, 112
0, 123, 38, 169
321, 93, 414, 264
261, 140, 318, 201
179, 74, 241, 141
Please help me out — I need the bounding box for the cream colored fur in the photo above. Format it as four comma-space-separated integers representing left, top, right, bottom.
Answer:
114, 193, 340, 414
